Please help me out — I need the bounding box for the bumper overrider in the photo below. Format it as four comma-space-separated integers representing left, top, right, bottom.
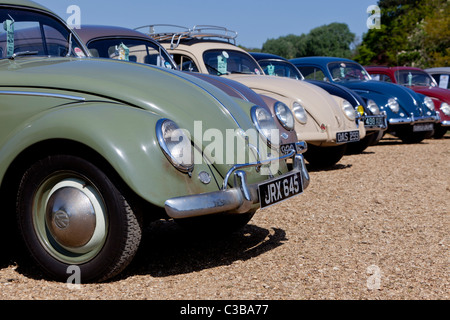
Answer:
165, 142, 310, 219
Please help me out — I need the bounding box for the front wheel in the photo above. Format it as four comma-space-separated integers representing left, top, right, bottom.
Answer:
16, 155, 142, 283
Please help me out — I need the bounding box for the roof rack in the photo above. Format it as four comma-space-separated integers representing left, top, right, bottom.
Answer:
135, 24, 238, 49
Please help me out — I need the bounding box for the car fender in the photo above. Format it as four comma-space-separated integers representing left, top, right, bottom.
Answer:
0, 102, 220, 208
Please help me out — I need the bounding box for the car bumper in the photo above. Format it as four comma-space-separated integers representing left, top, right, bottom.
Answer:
440, 120, 450, 127
389, 114, 440, 125
165, 142, 310, 219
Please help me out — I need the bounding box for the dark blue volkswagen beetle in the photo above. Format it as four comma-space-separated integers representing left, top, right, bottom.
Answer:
250, 52, 387, 153
290, 57, 440, 144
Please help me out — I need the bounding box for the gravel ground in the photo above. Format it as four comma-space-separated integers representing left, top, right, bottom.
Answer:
0, 134, 448, 300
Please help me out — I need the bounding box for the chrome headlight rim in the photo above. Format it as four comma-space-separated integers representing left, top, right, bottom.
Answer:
156, 118, 194, 174
440, 102, 450, 116
342, 99, 356, 121
274, 101, 295, 131
423, 96, 435, 111
387, 98, 400, 113
292, 102, 308, 124
251, 105, 279, 148
367, 99, 381, 115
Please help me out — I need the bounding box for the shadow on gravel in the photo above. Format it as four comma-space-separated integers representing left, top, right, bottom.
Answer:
121, 220, 287, 279
1, 219, 287, 282
306, 163, 353, 173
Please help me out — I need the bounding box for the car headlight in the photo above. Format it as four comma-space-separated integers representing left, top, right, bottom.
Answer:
441, 102, 450, 116
156, 119, 194, 173
424, 96, 435, 111
342, 99, 356, 121
388, 98, 400, 113
274, 101, 295, 131
251, 106, 279, 148
292, 102, 308, 124
367, 99, 380, 115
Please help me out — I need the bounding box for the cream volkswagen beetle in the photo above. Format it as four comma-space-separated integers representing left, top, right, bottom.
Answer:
142, 25, 366, 168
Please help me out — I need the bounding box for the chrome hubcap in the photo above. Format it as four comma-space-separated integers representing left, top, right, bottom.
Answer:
33, 176, 108, 263
46, 187, 96, 249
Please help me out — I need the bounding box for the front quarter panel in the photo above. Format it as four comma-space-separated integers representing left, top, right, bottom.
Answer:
0, 102, 220, 209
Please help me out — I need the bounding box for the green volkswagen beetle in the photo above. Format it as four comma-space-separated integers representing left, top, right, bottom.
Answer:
0, 0, 309, 282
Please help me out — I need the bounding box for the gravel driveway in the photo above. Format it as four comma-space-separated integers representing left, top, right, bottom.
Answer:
1, 134, 448, 300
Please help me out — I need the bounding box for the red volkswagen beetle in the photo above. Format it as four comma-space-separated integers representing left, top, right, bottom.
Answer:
366, 66, 450, 139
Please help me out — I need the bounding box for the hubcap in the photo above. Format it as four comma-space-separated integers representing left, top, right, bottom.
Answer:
33, 175, 107, 264
46, 187, 96, 249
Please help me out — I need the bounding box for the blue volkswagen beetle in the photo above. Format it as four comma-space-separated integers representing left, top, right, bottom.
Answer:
250, 52, 387, 153
290, 57, 440, 144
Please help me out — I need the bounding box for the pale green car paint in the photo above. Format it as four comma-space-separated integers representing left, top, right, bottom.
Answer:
0, 55, 288, 208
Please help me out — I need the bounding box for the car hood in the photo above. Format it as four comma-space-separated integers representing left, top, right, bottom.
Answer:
340, 80, 427, 114
0, 56, 256, 139
411, 86, 450, 103
227, 74, 344, 127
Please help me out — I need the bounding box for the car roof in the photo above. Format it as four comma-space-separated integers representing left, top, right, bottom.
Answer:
1, 0, 56, 15
290, 56, 357, 65
250, 52, 289, 61
425, 67, 450, 74
366, 66, 424, 72
74, 25, 153, 44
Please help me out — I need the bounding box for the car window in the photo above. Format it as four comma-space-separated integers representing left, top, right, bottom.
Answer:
371, 73, 392, 83
203, 50, 263, 76
171, 54, 198, 72
87, 38, 176, 69
257, 60, 303, 80
327, 62, 371, 82
395, 70, 436, 87
0, 8, 85, 59
435, 74, 450, 89
297, 66, 327, 81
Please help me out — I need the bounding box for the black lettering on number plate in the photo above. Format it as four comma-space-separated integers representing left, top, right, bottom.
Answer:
258, 172, 303, 209
336, 130, 360, 143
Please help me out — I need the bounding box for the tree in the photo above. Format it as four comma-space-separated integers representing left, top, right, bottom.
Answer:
261, 23, 355, 59
305, 23, 355, 58
354, 0, 449, 67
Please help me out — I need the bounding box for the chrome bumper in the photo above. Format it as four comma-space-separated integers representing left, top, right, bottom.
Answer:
389, 114, 440, 125
165, 142, 310, 219
440, 120, 450, 127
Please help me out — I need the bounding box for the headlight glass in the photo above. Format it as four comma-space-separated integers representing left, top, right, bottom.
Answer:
156, 119, 194, 173
251, 106, 279, 147
293, 102, 308, 124
367, 99, 380, 115
274, 101, 295, 131
388, 98, 400, 113
342, 99, 356, 121
440, 102, 450, 116
424, 96, 435, 111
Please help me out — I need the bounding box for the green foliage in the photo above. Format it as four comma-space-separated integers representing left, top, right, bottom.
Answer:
354, 0, 449, 68
261, 23, 355, 60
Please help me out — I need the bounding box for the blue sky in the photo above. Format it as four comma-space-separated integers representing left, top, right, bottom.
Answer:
37, 0, 379, 49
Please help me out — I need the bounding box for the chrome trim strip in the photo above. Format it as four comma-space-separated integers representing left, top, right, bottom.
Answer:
0, 90, 86, 102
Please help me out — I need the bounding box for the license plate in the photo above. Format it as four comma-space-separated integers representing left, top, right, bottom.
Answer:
258, 172, 303, 209
336, 130, 360, 143
365, 115, 385, 127
280, 143, 303, 155
413, 123, 434, 132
